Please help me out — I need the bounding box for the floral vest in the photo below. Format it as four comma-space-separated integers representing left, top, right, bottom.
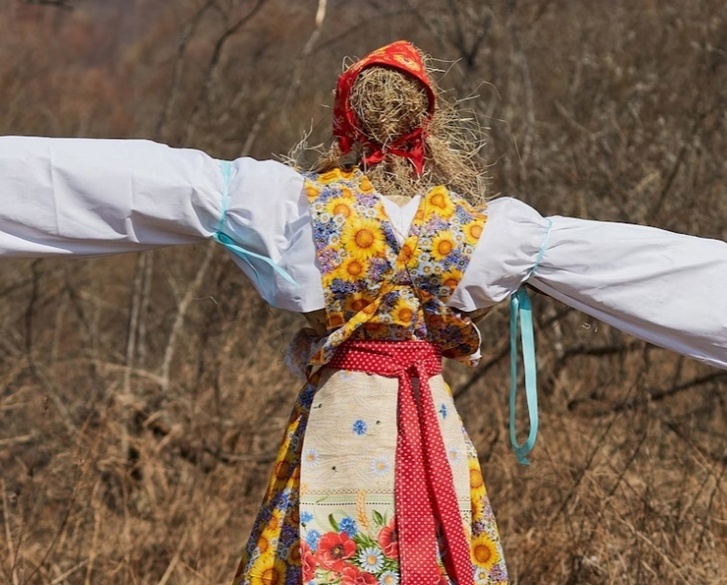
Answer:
297, 167, 486, 369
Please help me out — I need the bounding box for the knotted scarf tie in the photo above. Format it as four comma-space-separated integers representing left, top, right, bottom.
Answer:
328, 340, 474, 585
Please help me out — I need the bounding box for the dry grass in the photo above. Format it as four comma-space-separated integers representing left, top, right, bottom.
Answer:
1, 0, 726, 584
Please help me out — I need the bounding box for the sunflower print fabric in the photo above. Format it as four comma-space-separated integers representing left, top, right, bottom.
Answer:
303, 167, 486, 368
232, 380, 317, 585
232, 168, 509, 585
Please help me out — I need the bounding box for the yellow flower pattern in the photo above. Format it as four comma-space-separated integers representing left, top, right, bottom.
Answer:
325, 196, 354, 219
430, 230, 457, 262
427, 186, 457, 218
232, 381, 318, 585
472, 534, 502, 571
232, 168, 509, 585
340, 217, 387, 262
303, 167, 487, 367
249, 554, 288, 585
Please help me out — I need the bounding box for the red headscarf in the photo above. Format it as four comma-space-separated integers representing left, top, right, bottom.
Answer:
332, 40, 436, 176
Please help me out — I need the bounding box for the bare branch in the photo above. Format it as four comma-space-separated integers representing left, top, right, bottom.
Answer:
154, 0, 215, 140
159, 241, 216, 390
184, 0, 268, 143
281, 0, 328, 125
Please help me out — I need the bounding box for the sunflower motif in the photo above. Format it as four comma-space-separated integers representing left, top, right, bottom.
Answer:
392, 298, 417, 325
471, 533, 501, 571
427, 186, 456, 218
305, 183, 321, 199
359, 176, 375, 193
325, 197, 354, 219
471, 493, 485, 522
263, 509, 284, 536
327, 313, 346, 329
344, 292, 376, 315
255, 532, 272, 556
319, 169, 346, 184
469, 458, 485, 490
249, 553, 288, 585
398, 239, 421, 266
288, 542, 302, 565
362, 321, 388, 338
440, 269, 463, 291
341, 217, 386, 261
274, 459, 292, 481
337, 257, 367, 281
464, 221, 484, 245
430, 231, 457, 262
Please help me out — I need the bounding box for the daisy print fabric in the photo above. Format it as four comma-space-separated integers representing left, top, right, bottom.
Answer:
299, 502, 403, 585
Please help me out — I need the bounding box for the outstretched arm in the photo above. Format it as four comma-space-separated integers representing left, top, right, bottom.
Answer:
451, 197, 727, 370
0, 136, 323, 311
529, 214, 727, 370
0, 136, 222, 255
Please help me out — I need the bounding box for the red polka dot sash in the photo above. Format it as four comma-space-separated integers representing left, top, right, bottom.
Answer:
329, 340, 474, 585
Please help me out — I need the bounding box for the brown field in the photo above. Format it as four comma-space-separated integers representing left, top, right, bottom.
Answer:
1, 1, 726, 583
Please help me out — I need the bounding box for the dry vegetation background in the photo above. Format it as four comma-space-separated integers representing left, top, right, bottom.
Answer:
1, 0, 726, 583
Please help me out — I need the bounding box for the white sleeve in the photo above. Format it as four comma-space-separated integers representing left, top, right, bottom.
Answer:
0, 136, 324, 312
223, 158, 323, 312
0, 136, 223, 254
452, 197, 727, 370
451, 197, 550, 309
531, 215, 727, 370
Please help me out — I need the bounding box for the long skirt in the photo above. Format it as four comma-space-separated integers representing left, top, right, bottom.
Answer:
231, 368, 509, 585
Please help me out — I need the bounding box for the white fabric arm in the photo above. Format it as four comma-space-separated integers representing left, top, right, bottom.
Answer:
451, 197, 550, 309
530, 216, 727, 370
0, 136, 223, 255
0, 136, 325, 311
223, 158, 323, 311
454, 196, 727, 370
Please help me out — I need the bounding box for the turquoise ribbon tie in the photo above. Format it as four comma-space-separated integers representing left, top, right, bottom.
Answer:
214, 160, 297, 289
509, 287, 539, 465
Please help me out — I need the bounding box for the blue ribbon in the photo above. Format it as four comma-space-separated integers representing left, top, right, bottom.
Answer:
214, 160, 297, 289
509, 287, 539, 465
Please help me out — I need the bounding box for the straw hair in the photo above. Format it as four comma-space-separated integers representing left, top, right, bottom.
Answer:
291, 54, 488, 205
348, 66, 430, 147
